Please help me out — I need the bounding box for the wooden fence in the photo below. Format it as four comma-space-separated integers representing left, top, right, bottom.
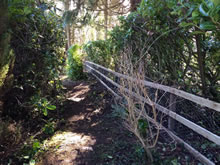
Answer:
84, 60, 220, 165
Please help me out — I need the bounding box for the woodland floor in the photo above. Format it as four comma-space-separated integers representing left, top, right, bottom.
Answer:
36, 78, 148, 165
0, 77, 203, 165
36, 77, 202, 165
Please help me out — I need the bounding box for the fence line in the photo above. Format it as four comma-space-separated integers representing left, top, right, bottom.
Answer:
85, 61, 220, 112
84, 61, 220, 165
88, 67, 214, 165
85, 62, 220, 145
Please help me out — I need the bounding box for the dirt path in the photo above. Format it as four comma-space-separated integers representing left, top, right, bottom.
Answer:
37, 79, 146, 165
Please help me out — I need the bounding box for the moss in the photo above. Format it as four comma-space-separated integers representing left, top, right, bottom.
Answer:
0, 34, 14, 96
0, 64, 10, 88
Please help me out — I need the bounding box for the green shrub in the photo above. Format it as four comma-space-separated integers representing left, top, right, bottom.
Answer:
66, 45, 86, 80
43, 121, 55, 135
21, 139, 42, 163
31, 95, 56, 117
83, 40, 115, 68
3, 1, 65, 118
106, 0, 220, 101
82, 0, 220, 101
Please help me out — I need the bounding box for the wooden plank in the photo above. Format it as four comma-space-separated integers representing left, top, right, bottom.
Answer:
85, 61, 220, 112
85, 63, 220, 146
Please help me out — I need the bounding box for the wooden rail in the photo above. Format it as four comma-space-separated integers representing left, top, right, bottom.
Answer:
85, 63, 220, 145
85, 61, 220, 112
84, 61, 220, 165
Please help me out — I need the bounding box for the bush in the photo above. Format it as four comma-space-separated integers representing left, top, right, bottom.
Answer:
66, 45, 86, 80
83, 40, 115, 68
87, 0, 220, 101
3, 1, 66, 118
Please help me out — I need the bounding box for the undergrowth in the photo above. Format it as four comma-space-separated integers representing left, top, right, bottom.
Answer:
66, 45, 87, 80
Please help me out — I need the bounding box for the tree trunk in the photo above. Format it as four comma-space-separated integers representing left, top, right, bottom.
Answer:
104, 0, 108, 40
64, 0, 71, 49
195, 34, 206, 96
71, 27, 75, 44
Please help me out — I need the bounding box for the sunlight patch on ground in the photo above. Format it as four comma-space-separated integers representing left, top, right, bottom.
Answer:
67, 97, 84, 102
40, 131, 96, 165
67, 84, 90, 102
68, 114, 85, 122
91, 121, 101, 127
91, 108, 102, 115
44, 131, 96, 152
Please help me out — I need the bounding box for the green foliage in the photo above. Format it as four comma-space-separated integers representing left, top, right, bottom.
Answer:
83, 40, 114, 68
21, 139, 42, 163
138, 119, 148, 138
0, 49, 14, 91
3, 0, 66, 118
10, 0, 65, 90
138, 0, 220, 100
171, 0, 220, 31
83, 0, 219, 99
103, 0, 219, 101
32, 96, 56, 116
43, 121, 55, 135
66, 45, 87, 80
82, 0, 220, 101
8, 0, 34, 22
1, 1, 64, 164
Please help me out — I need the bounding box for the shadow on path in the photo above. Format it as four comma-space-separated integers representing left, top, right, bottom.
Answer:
38, 80, 141, 165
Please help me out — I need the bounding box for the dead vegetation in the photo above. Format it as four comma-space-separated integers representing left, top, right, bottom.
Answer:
118, 46, 164, 163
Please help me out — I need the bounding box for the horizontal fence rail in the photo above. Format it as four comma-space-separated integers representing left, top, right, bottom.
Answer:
85, 61, 220, 112
85, 61, 220, 145
84, 61, 220, 165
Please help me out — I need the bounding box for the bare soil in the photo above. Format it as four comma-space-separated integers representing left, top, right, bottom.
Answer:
0, 78, 209, 165
37, 79, 147, 165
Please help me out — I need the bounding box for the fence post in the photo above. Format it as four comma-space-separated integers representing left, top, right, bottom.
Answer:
168, 93, 177, 131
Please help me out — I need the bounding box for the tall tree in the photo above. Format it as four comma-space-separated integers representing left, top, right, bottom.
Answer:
104, 0, 108, 39
64, 0, 71, 48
